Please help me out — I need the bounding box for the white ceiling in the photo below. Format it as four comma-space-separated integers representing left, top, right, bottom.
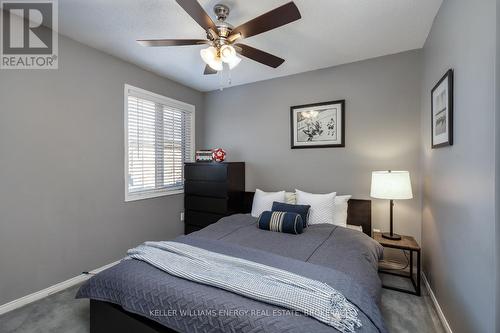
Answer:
59, 0, 442, 92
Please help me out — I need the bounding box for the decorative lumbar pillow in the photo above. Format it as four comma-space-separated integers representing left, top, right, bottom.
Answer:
295, 189, 336, 225
251, 189, 286, 218
271, 201, 310, 228
257, 211, 304, 234
334, 195, 352, 227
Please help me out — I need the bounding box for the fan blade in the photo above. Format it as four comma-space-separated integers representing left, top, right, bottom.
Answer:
203, 65, 218, 75
176, 0, 217, 32
230, 2, 301, 39
236, 44, 285, 68
137, 39, 209, 47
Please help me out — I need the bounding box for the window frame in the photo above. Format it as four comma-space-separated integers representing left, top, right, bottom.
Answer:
124, 84, 195, 202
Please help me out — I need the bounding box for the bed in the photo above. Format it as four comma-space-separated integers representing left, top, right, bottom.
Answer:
76, 198, 387, 333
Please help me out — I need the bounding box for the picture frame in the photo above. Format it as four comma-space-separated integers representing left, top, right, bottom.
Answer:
290, 100, 345, 149
431, 69, 454, 148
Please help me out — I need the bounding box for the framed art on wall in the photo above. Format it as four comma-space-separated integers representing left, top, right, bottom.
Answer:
290, 100, 345, 149
431, 69, 454, 148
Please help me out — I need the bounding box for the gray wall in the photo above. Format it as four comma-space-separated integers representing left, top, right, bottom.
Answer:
203, 50, 423, 242
496, 0, 500, 332
420, 1, 497, 332
0, 35, 203, 305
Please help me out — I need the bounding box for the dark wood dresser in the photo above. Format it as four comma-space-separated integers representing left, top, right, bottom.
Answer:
184, 162, 245, 234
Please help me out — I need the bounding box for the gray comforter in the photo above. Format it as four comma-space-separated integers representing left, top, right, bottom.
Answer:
77, 214, 386, 333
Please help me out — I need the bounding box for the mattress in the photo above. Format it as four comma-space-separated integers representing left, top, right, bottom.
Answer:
77, 214, 386, 333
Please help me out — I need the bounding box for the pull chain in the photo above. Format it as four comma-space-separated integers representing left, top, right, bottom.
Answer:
218, 64, 232, 91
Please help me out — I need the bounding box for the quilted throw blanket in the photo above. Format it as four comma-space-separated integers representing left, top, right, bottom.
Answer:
127, 241, 362, 333
77, 214, 387, 333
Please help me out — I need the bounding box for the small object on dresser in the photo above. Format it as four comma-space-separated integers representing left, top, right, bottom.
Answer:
195, 150, 214, 162
212, 148, 226, 162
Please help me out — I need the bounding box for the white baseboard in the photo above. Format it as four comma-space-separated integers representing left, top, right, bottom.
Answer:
422, 272, 453, 333
0, 260, 121, 316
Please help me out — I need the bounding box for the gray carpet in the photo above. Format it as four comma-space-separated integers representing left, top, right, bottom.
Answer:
0, 274, 445, 333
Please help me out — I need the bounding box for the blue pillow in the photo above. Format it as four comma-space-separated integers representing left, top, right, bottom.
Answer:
257, 211, 304, 235
271, 201, 310, 227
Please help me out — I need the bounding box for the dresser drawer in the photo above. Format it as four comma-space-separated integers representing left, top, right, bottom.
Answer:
185, 210, 225, 227
185, 195, 228, 214
185, 181, 228, 198
185, 164, 227, 181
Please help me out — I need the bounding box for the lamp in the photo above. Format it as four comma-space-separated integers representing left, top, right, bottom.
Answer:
370, 171, 413, 240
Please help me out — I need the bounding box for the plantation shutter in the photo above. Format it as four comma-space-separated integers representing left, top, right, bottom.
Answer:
126, 86, 194, 201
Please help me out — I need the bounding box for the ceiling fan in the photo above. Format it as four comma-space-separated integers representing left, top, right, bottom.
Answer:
137, 0, 301, 75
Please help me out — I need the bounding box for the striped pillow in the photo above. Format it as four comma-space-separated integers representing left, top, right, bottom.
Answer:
257, 211, 304, 235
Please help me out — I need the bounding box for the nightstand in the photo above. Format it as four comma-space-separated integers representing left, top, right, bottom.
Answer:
373, 232, 421, 296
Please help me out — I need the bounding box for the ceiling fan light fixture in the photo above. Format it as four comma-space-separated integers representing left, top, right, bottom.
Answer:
220, 45, 236, 63
200, 46, 217, 63
200, 46, 223, 71
227, 55, 241, 69
227, 33, 242, 43
140, 1, 302, 76
207, 58, 223, 71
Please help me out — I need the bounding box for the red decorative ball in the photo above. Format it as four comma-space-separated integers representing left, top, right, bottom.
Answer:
212, 148, 226, 162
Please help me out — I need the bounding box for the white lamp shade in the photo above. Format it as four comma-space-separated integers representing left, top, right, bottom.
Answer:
370, 171, 413, 200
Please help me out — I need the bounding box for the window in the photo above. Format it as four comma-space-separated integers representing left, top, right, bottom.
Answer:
124, 85, 194, 201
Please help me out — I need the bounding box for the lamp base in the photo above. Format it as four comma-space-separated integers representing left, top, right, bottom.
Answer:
382, 232, 402, 240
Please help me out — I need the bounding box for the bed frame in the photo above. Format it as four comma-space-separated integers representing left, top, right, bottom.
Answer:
89, 195, 371, 332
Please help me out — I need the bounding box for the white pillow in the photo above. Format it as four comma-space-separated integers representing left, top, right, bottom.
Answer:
295, 189, 336, 225
334, 195, 352, 227
285, 192, 296, 204
346, 224, 363, 233
251, 189, 286, 218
